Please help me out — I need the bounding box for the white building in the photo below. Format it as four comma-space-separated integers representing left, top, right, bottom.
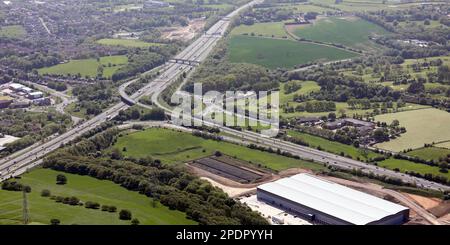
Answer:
9, 83, 24, 91
20, 87, 33, 94
257, 174, 409, 225
27, 91, 44, 99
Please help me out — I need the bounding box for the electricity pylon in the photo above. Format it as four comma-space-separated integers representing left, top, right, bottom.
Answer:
22, 190, 30, 225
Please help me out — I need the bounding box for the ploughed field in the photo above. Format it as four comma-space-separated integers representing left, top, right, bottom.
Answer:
191, 156, 266, 184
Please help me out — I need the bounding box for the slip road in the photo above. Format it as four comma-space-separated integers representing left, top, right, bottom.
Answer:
176, 229, 273, 242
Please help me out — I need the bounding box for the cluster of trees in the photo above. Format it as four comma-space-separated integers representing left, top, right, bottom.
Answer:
52, 196, 80, 206
1, 181, 31, 192
71, 81, 117, 116
283, 81, 301, 94
1, 53, 61, 71
112, 52, 165, 81
187, 62, 279, 93
46, 81, 68, 92
0, 110, 72, 157
115, 107, 166, 121
192, 130, 223, 141
238, 7, 293, 24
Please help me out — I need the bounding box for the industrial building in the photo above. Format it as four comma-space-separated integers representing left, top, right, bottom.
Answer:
257, 174, 409, 225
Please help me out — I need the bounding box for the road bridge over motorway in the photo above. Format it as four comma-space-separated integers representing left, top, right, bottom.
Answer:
169, 58, 200, 66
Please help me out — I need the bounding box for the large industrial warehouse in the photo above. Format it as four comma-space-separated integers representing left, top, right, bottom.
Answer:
257, 174, 410, 225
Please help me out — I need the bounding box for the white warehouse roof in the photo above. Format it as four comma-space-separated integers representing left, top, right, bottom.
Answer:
9, 83, 24, 90
257, 174, 409, 225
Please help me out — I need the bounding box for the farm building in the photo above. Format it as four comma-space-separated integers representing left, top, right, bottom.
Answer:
257, 174, 409, 225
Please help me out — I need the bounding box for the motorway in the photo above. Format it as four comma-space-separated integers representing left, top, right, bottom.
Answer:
0, 0, 261, 181
1, 0, 449, 192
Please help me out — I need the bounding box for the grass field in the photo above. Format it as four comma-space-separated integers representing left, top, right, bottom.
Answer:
267, 3, 331, 13
375, 108, 450, 152
292, 16, 388, 51
287, 130, 381, 161
281, 101, 428, 119
227, 35, 358, 69
279, 80, 321, 104
96, 38, 162, 48
0, 169, 195, 225
38, 55, 128, 78
112, 128, 325, 171
0, 25, 26, 39
309, 0, 429, 11
230, 22, 290, 39
406, 147, 450, 161
379, 158, 450, 179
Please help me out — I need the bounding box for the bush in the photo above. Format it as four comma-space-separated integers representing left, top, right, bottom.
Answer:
108, 206, 117, 213
23, 185, 32, 193
56, 174, 67, 185
1, 181, 23, 192
50, 219, 60, 225
55, 196, 64, 203
61, 196, 79, 205
131, 218, 140, 225
41, 189, 51, 197
101, 205, 109, 211
119, 209, 132, 220
85, 201, 100, 209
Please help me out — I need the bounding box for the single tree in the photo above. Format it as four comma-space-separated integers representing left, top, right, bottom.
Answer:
131, 218, 140, 225
56, 174, 67, 185
119, 209, 132, 220
50, 219, 60, 225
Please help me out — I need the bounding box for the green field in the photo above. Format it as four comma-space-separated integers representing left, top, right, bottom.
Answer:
309, 0, 426, 11
0, 25, 26, 39
231, 22, 290, 39
279, 80, 321, 104
292, 16, 388, 50
227, 35, 358, 69
38, 55, 128, 78
97, 38, 162, 48
0, 169, 196, 225
375, 108, 450, 152
406, 147, 450, 162
287, 130, 381, 161
281, 100, 428, 119
265, 3, 331, 13
112, 128, 325, 171
379, 158, 450, 179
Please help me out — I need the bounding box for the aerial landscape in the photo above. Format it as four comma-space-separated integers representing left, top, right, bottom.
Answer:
0, 0, 449, 231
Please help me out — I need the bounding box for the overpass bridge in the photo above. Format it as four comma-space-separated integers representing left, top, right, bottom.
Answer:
168, 58, 200, 66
